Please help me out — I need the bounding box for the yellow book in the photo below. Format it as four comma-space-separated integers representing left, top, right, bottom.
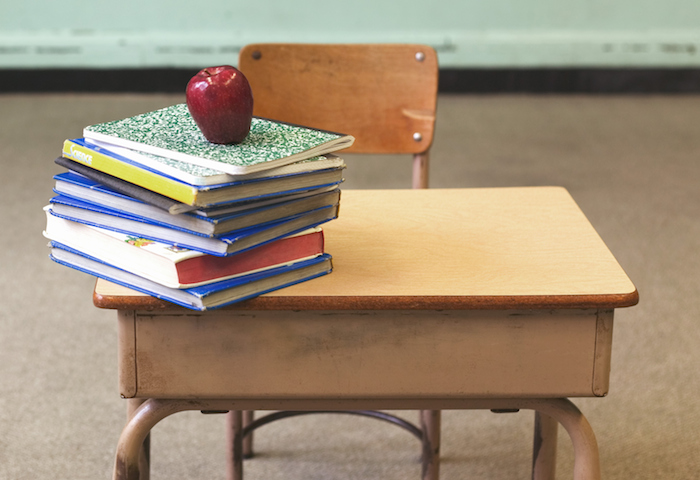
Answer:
63, 138, 197, 204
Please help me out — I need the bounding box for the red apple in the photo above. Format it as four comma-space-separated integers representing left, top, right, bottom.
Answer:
186, 65, 254, 144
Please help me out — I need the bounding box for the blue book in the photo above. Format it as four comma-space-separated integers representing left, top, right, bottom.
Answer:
49, 242, 332, 311
47, 196, 339, 256
54, 171, 341, 237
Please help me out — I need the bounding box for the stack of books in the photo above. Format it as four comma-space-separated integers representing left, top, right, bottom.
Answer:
43, 103, 354, 310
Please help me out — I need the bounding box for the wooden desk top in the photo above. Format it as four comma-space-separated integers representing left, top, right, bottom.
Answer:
94, 187, 638, 311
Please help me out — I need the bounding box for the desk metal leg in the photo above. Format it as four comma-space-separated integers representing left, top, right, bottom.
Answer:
226, 410, 255, 479
420, 410, 441, 480
243, 411, 255, 457
532, 411, 558, 480
226, 411, 244, 480
126, 399, 150, 480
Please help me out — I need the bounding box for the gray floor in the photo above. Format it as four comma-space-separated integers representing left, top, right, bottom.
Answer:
1, 93, 698, 479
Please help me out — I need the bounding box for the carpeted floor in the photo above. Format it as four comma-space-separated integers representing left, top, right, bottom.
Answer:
0, 93, 698, 479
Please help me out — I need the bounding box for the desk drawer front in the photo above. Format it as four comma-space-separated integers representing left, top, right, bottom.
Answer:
119, 309, 612, 399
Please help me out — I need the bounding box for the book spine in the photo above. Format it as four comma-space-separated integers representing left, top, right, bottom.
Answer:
62, 139, 198, 205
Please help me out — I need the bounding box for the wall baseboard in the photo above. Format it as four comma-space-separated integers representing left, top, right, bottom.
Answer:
2, 68, 700, 93
0, 68, 199, 93
439, 68, 700, 93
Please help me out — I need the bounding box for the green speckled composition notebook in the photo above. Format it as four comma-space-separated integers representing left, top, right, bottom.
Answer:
83, 104, 355, 175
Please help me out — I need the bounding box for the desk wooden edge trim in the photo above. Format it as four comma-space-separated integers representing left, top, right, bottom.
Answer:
94, 288, 639, 312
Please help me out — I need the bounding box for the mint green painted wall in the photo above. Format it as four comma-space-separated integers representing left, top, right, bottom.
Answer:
2, 0, 699, 68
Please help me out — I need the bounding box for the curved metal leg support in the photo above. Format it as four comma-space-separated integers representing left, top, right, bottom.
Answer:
113, 398, 596, 480
241, 410, 424, 441
527, 399, 600, 480
114, 399, 200, 480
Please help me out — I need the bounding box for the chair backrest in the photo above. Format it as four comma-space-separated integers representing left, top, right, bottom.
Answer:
238, 43, 438, 188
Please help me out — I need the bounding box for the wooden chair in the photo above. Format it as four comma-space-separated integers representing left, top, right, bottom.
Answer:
239, 43, 437, 188
231, 43, 439, 479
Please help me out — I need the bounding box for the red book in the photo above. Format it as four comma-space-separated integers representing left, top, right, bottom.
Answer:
44, 208, 325, 289
176, 229, 324, 286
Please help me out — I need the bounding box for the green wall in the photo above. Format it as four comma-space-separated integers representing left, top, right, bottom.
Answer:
2, 0, 700, 68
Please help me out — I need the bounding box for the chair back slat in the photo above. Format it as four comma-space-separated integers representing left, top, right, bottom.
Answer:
239, 43, 438, 155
